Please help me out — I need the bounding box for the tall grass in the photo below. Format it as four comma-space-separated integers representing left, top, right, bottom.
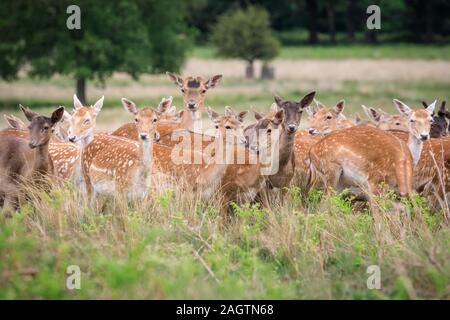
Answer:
1, 177, 449, 299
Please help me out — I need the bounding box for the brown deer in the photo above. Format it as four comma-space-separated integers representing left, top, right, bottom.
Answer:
307, 99, 354, 136
0, 106, 64, 212
265, 92, 316, 189
82, 99, 168, 207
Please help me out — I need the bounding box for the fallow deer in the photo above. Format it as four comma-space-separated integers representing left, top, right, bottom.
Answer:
0, 106, 64, 212
265, 92, 316, 189
82, 99, 167, 207
307, 99, 354, 136
166, 72, 222, 133
362, 105, 409, 132
422, 101, 447, 138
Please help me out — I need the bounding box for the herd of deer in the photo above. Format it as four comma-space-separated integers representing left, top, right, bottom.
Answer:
0, 72, 449, 215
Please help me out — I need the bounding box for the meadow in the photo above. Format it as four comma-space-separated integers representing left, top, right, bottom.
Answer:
1, 45, 450, 299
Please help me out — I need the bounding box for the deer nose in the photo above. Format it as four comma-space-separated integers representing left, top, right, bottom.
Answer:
287, 124, 297, 133
309, 128, 317, 135
28, 141, 37, 149
187, 102, 196, 109
68, 136, 77, 142
420, 134, 429, 141
140, 133, 149, 140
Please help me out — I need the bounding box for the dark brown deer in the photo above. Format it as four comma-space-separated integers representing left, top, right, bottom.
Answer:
0, 106, 64, 212
266, 92, 316, 189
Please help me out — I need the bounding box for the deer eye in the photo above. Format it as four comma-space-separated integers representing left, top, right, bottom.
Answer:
181, 89, 185, 93
43, 126, 49, 131
326, 115, 332, 120
135, 118, 139, 123
410, 119, 415, 123
201, 89, 206, 94
153, 118, 157, 123
396, 122, 400, 125
225, 126, 232, 130
267, 129, 272, 133
215, 125, 219, 129
83, 119, 90, 125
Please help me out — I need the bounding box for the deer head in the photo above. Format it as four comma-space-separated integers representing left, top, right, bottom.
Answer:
422, 100, 448, 138
207, 106, 247, 146
394, 99, 435, 141
121, 97, 170, 142
67, 95, 104, 144
244, 104, 284, 153
167, 72, 222, 113
274, 91, 315, 134
362, 105, 409, 131
308, 99, 346, 135
20, 105, 65, 149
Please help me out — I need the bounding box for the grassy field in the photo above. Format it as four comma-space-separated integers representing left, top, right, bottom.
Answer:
191, 44, 450, 60
0, 48, 449, 299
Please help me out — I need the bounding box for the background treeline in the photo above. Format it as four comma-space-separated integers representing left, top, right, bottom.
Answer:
187, 0, 450, 45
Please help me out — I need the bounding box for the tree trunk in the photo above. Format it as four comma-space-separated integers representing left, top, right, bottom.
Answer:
245, 60, 254, 79
365, 30, 377, 44
346, 0, 356, 41
326, 0, 336, 44
424, 1, 433, 43
306, 0, 318, 44
76, 78, 86, 105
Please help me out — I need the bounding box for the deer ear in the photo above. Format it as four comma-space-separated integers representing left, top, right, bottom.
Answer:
305, 106, 314, 118
334, 100, 345, 114
362, 105, 381, 122
20, 104, 38, 122
237, 111, 248, 123
166, 72, 184, 88
93, 96, 104, 114
207, 107, 220, 123
274, 95, 283, 107
121, 98, 137, 114
254, 110, 263, 121
224, 106, 236, 117
299, 91, 316, 109
51, 107, 65, 124
62, 109, 72, 123
73, 94, 83, 110
158, 96, 173, 114
4, 114, 26, 130
393, 99, 412, 118
422, 101, 429, 109
205, 74, 222, 90
426, 100, 437, 115
354, 113, 362, 125
314, 99, 325, 110
272, 109, 285, 126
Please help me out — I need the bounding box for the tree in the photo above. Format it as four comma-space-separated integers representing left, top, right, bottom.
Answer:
0, 0, 188, 104
305, 0, 319, 44
211, 6, 280, 79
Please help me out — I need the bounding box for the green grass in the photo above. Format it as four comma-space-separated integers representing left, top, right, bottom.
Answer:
1, 184, 449, 299
189, 44, 450, 60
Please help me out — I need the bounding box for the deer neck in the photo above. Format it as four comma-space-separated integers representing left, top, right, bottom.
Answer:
80, 129, 94, 149
278, 128, 295, 168
407, 133, 423, 166
134, 137, 153, 192
180, 103, 204, 133
33, 141, 52, 175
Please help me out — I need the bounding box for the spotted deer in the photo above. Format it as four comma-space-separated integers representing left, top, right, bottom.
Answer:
166, 72, 222, 134
362, 105, 409, 132
82, 99, 168, 207
376, 100, 450, 208
307, 99, 354, 136
111, 96, 180, 140
308, 99, 436, 199
0, 106, 64, 212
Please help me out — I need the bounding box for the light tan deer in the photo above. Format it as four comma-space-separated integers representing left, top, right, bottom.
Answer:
0, 106, 64, 212
308, 100, 435, 199
307, 99, 354, 136
375, 100, 450, 208
362, 105, 409, 131
153, 106, 249, 203
111, 96, 180, 140
166, 72, 222, 133
82, 99, 168, 207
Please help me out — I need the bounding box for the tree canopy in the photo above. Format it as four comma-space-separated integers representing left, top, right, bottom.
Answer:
0, 0, 189, 103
